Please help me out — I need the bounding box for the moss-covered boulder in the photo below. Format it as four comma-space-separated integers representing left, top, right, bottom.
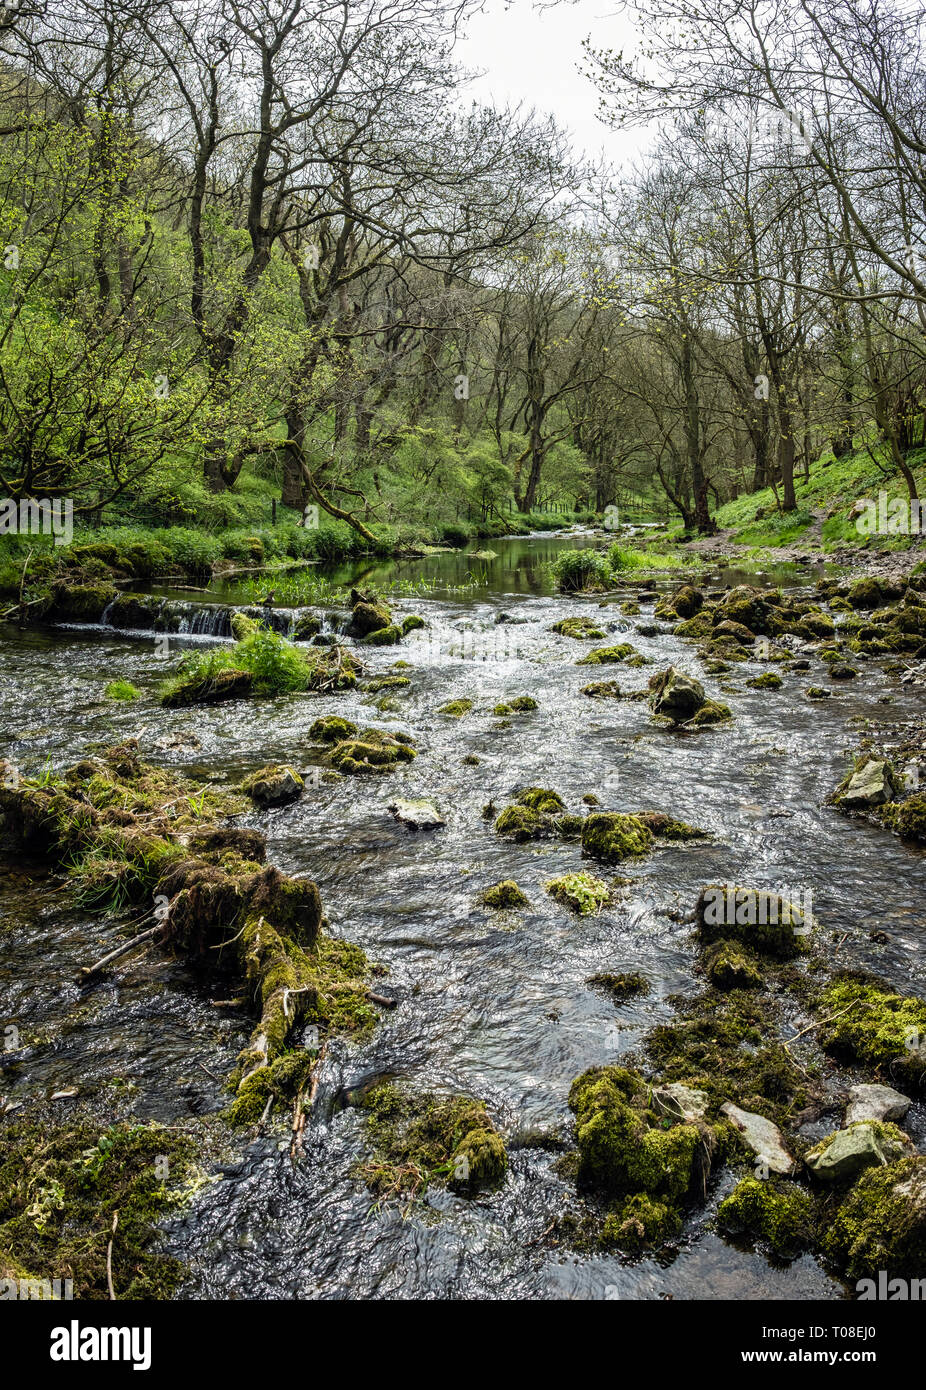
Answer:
817, 976, 926, 1081
687, 699, 733, 727
577, 644, 637, 666
581, 812, 654, 861
806, 1121, 914, 1184
481, 880, 529, 908
240, 765, 304, 808
655, 584, 703, 620
833, 755, 902, 810
569, 1065, 709, 1200
823, 1156, 926, 1277
696, 884, 812, 958
747, 672, 782, 690
348, 597, 392, 638
546, 871, 612, 915
581, 680, 623, 698
328, 730, 416, 775
702, 939, 764, 991
717, 1176, 814, 1258
550, 616, 606, 640
362, 623, 402, 646
438, 699, 473, 717
878, 794, 926, 842
587, 972, 649, 1002
309, 715, 358, 744
160, 668, 254, 708
647, 666, 706, 722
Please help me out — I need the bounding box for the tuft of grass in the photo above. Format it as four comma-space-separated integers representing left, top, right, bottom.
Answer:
104, 679, 140, 702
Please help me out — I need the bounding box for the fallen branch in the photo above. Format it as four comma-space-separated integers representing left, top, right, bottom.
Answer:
80, 924, 162, 980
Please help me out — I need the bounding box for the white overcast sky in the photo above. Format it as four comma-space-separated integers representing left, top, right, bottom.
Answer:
455, 0, 650, 165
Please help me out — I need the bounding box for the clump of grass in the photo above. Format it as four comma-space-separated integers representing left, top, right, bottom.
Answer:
551, 548, 612, 593
158, 625, 358, 704
104, 679, 140, 702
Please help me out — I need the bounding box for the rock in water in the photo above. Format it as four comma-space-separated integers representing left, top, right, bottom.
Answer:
720, 1101, 795, 1175
388, 798, 445, 830
647, 666, 706, 722
241, 765, 304, 808
836, 756, 900, 809
806, 1121, 914, 1182
846, 1083, 912, 1126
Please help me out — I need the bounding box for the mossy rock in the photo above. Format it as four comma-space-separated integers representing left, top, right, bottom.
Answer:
717, 1176, 815, 1258
160, 667, 254, 708
47, 581, 118, 623
439, 699, 473, 717
401, 615, 425, 634
362, 624, 403, 646
494, 805, 546, 841
240, 765, 304, 808
703, 939, 764, 991
292, 613, 322, 641
601, 1192, 682, 1252
550, 616, 606, 640
817, 976, 926, 1081
581, 812, 654, 861
823, 1156, 926, 1278
634, 811, 705, 840
696, 884, 812, 958
581, 680, 622, 698
568, 1065, 709, 1201
546, 871, 612, 915
348, 599, 392, 637
577, 643, 637, 666
365, 674, 411, 694
587, 971, 649, 1002
357, 1083, 506, 1200
309, 715, 358, 744
517, 786, 565, 815
878, 794, 926, 842
481, 880, 529, 908
329, 731, 416, 775
746, 672, 782, 690
687, 699, 733, 727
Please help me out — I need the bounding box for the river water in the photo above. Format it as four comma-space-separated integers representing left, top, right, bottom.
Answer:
1, 531, 924, 1300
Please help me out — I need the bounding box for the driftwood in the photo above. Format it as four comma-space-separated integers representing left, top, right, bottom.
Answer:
80, 924, 162, 979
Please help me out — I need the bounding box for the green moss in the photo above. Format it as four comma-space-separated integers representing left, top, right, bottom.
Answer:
357, 1084, 506, 1202
438, 699, 473, 717
0, 1118, 197, 1299
687, 699, 733, 726
878, 794, 926, 842
817, 976, 926, 1080
551, 617, 606, 640
581, 680, 622, 698
364, 675, 411, 693
362, 623, 403, 646
746, 673, 782, 690
509, 695, 538, 711
401, 615, 425, 634
546, 871, 612, 915
309, 715, 358, 743
601, 1192, 682, 1252
581, 812, 654, 861
697, 884, 813, 958
703, 939, 764, 991
644, 990, 813, 1127
587, 972, 649, 1001
568, 1065, 703, 1199
481, 880, 529, 908
328, 730, 416, 775
577, 643, 636, 665
517, 786, 566, 815
717, 1176, 815, 1258
823, 1156, 926, 1277
493, 805, 546, 840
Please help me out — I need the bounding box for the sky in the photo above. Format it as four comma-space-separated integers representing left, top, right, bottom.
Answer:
455, 0, 650, 166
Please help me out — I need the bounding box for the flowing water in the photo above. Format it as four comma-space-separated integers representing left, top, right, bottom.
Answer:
1, 532, 924, 1300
